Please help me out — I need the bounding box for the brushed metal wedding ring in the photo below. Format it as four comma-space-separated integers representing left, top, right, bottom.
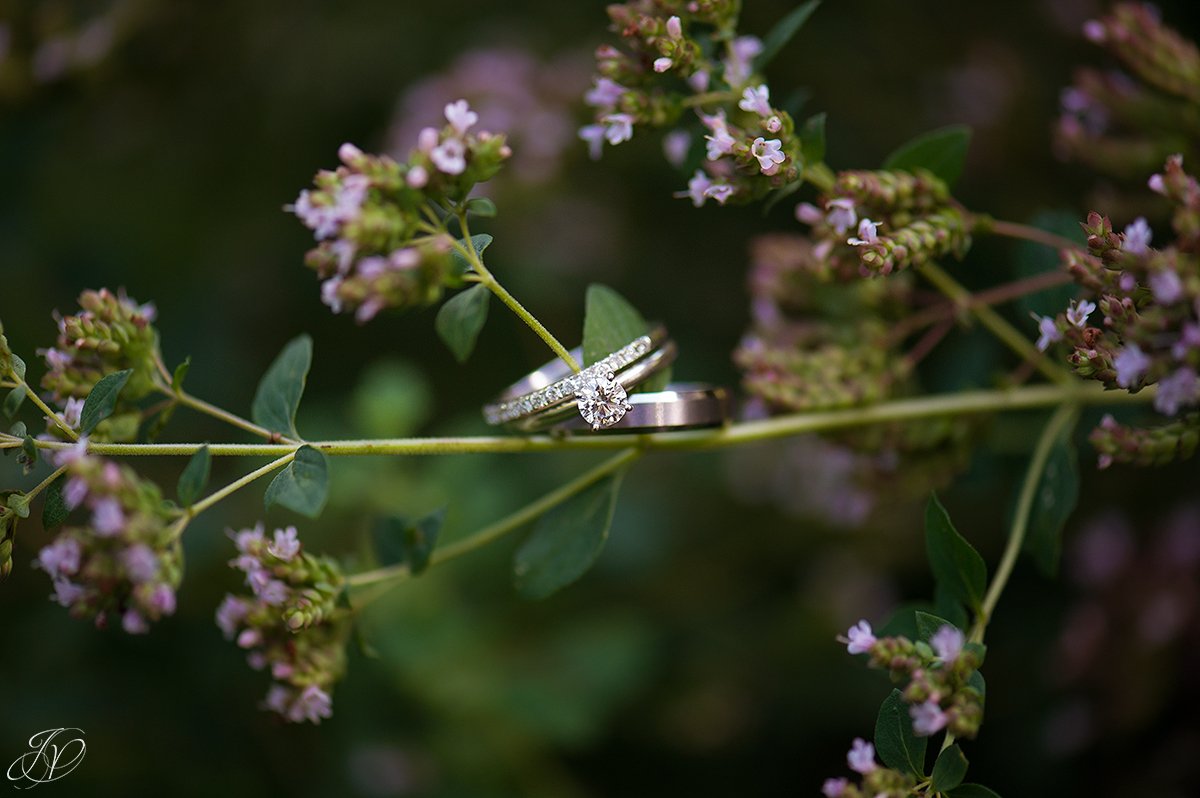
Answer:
546, 383, 729, 433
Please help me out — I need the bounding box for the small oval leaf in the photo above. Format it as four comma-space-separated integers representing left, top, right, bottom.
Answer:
177, 444, 212, 507
931, 744, 969, 792
80, 369, 133, 435
41, 476, 69, 529
582, 284, 670, 391
513, 472, 624, 599
264, 445, 329, 518
874, 689, 927, 777
883, 124, 972, 187
371, 507, 445, 575
1022, 420, 1080, 577
435, 284, 490, 363
925, 493, 988, 614
251, 335, 312, 440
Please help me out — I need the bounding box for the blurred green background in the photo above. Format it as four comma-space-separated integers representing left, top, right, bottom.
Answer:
3, 1, 1200, 796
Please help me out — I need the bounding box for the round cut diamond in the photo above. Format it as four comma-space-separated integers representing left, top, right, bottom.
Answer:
575, 372, 632, 429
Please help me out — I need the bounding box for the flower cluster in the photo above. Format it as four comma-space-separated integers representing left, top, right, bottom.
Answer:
840, 620, 985, 740
1034, 155, 1200, 466
387, 47, 587, 186
291, 100, 510, 322
1056, 3, 1200, 177
582, 1, 809, 206
217, 523, 350, 724
819, 738, 915, 798
39, 288, 161, 441
33, 453, 182, 633
794, 169, 972, 277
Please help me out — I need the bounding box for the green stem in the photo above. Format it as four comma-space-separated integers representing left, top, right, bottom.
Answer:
16, 378, 79, 441
25, 463, 69, 502
917, 262, 1074, 384
347, 449, 641, 602
187, 452, 296, 518
976, 216, 1086, 253
680, 90, 738, 108
453, 211, 581, 373
23, 382, 1153, 459
172, 389, 295, 443
802, 161, 836, 193
971, 402, 1079, 643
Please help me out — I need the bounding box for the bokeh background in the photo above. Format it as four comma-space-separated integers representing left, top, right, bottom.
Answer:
3, 1, 1200, 795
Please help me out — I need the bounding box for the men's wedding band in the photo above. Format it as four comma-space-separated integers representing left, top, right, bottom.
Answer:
548, 383, 729, 433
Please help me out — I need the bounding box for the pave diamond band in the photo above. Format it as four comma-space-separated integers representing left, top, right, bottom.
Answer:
483, 327, 673, 428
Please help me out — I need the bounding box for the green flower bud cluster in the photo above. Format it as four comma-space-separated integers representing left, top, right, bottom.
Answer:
0, 318, 14, 377
34, 453, 183, 634
1089, 412, 1200, 468
798, 170, 972, 277
40, 289, 161, 419
1057, 4, 1200, 179
292, 105, 510, 323
219, 524, 350, 724
0, 503, 16, 581
828, 768, 916, 798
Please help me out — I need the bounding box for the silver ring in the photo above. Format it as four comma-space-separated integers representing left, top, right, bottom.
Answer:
547, 383, 729, 434
482, 326, 673, 429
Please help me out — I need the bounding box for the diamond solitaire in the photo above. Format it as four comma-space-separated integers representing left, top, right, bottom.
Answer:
575, 371, 633, 429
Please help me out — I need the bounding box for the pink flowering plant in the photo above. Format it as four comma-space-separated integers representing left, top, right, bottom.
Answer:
2, 0, 1199, 792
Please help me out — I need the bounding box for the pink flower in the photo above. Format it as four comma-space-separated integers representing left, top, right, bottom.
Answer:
764, 115, 782, 133
846, 738, 877, 774
723, 35, 762, 86
703, 183, 735, 205
121, 544, 159, 583
666, 15, 682, 39
215, 594, 248, 640
1149, 270, 1184, 304
602, 113, 634, 145
825, 199, 857, 235
1148, 173, 1166, 195
233, 523, 265, 553
910, 700, 948, 736
795, 202, 824, 225
1066, 299, 1096, 328
663, 130, 691, 168
1122, 217, 1152, 254
930, 625, 964, 663
1154, 367, 1200, 415
1172, 322, 1200, 360
51, 578, 85, 607
237, 628, 262, 649
578, 124, 606, 160
1114, 343, 1151, 388
750, 137, 785, 174
444, 99, 478, 135
60, 397, 84, 430
585, 77, 626, 109
822, 778, 848, 797
51, 436, 89, 467
680, 170, 712, 207
841, 619, 876, 655
122, 609, 149, 635
431, 138, 467, 175
1082, 20, 1106, 43
258, 579, 289, 607
288, 685, 333, 724
338, 142, 363, 164
687, 70, 710, 93
149, 584, 176, 616
848, 218, 880, 246
1034, 315, 1061, 351
705, 127, 736, 160
91, 497, 126, 537
405, 165, 428, 189
738, 85, 772, 117
320, 278, 344, 314
653, 57, 672, 73
36, 538, 82, 578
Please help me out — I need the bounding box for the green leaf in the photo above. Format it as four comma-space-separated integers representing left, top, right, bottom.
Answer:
7, 492, 30, 519
79, 369, 132, 435
10, 353, 26, 380
934, 581, 970, 629
371, 507, 445, 575
435, 284, 490, 363
172, 357, 191, 393
1022, 421, 1080, 577
251, 335, 312, 440
582, 284, 669, 391
925, 493, 988, 613
798, 112, 827, 164
967, 668, 987, 697
915, 610, 954, 642
450, 233, 493, 276
883, 124, 972, 187
753, 0, 822, 71
2, 387, 25, 419
931, 744, 969, 792
465, 197, 497, 218
874, 689, 927, 777
176, 444, 211, 507
42, 476, 69, 529
264, 445, 329, 518
19, 435, 37, 473
514, 472, 624, 599
948, 785, 1002, 798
